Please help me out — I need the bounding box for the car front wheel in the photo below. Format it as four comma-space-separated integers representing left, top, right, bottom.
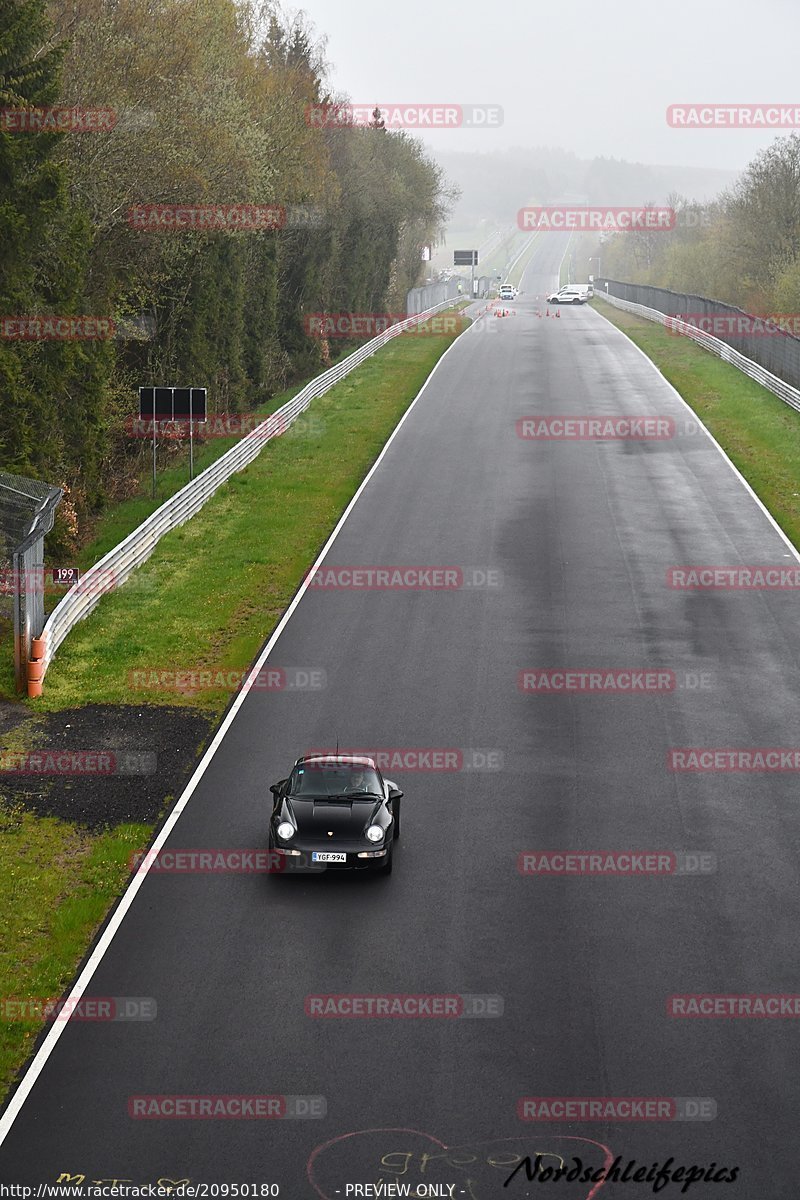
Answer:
392, 800, 401, 839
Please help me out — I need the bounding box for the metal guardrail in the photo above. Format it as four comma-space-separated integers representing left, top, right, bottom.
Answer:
595, 291, 800, 415
34, 296, 468, 685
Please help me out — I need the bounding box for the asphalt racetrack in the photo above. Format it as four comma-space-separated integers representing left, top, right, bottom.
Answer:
2, 230, 800, 1197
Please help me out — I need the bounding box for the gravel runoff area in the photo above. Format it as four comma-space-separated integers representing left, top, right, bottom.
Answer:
0, 702, 216, 830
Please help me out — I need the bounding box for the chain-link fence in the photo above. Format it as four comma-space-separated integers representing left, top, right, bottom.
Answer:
0, 472, 62, 691
594, 289, 800, 416
406, 275, 495, 313
596, 279, 800, 392
406, 278, 467, 314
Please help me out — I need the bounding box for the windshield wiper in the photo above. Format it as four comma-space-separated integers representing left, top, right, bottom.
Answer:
320, 791, 382, 800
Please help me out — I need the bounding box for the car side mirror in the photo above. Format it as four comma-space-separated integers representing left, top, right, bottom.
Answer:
388, 787, 404, 800
269, 779, 287, 797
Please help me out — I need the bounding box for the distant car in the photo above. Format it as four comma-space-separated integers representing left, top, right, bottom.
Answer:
269, 755, 402, 874
547, 285, 589, 305
498, 284, 517, 301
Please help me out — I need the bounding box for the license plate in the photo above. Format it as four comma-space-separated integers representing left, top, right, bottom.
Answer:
312, 852, 347, 863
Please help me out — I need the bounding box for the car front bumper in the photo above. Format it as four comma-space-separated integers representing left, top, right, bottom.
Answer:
270, 845, 391, 871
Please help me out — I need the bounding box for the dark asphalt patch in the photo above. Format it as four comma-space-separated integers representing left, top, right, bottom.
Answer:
0, 704, 215, 829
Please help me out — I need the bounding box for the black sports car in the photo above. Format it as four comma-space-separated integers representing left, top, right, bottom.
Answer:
268, 754, 402, 874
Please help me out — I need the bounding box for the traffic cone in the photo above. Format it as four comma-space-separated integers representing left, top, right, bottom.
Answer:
555, 309, 561, 319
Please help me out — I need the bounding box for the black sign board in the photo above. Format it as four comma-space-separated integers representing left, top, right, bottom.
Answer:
139, 387, 207, 421
52, 567, 79, 587
453, 250, 478, 266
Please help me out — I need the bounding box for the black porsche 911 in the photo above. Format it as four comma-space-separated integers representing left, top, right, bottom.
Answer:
268, 754, 402, 874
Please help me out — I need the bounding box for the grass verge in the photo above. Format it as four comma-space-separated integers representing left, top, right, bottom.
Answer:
592, 299, 800, 550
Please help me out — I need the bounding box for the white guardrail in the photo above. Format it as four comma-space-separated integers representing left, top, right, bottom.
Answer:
34, 297, 469, 684
595, 290, 800, 415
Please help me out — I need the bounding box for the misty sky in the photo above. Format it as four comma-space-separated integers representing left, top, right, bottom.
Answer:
299, 0, 799, 171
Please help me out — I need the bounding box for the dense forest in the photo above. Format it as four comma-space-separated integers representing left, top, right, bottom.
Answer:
0, 0, 451, 546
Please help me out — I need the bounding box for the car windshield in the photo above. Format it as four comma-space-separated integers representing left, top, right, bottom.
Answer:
290, 763, 383, 797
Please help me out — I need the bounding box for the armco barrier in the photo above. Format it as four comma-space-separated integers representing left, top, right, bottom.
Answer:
29, 297, 469, 694
595, 278, 800, 392
594, 290, 800, 416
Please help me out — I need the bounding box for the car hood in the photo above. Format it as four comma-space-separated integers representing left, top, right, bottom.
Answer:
284, 796, 382, 837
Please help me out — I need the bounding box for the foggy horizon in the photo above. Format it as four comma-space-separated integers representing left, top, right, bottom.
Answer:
300, 0, 799, 178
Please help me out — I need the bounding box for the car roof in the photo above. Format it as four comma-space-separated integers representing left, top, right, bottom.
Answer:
295, 754, 377, 768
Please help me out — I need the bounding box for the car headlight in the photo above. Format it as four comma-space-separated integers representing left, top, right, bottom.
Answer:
366, 824, 384, 843
276, 821, 295, 840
